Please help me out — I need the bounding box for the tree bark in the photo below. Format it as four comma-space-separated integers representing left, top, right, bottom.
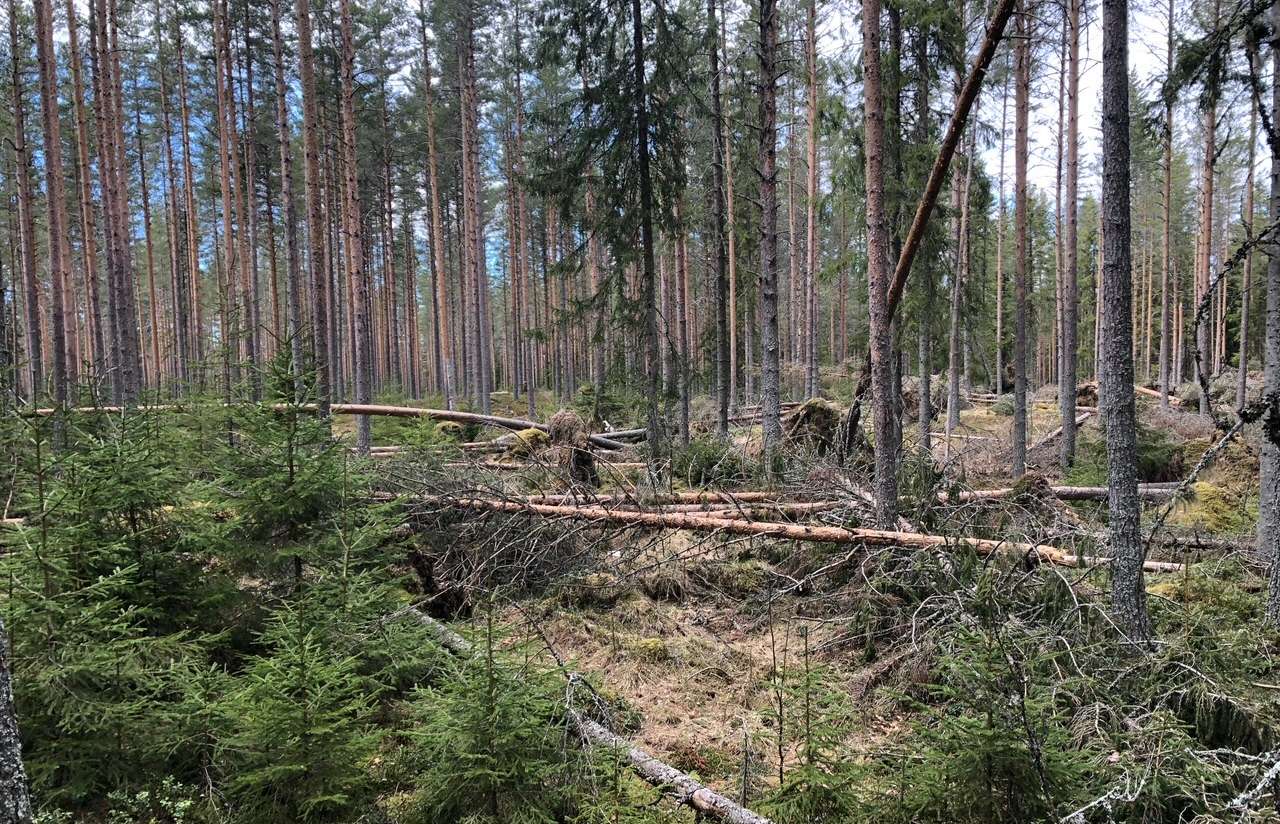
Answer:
0, 617, 32, 824
1101, 0, 1152, 644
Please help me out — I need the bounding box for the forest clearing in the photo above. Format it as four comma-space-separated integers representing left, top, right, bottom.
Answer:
3, 0, 1280, 818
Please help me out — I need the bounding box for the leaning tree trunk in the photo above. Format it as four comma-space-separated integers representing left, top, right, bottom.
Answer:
1100, 0, 1152, 645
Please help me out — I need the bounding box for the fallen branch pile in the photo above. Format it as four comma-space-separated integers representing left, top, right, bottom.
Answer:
398, 608, 775, 824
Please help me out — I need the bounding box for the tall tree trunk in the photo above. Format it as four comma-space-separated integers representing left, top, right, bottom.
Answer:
758, 0, 783, 468
994, 51, 1010, 393
176, 23, 203, 384
945, 0, 968, 442
272, 0, 305, 402
135, 108, 162, 393
1239, 56, 1258, 410
155, 8, 187, 391
1101, 0, 1151, 644
723, 11, 739, 413
65, 0, 105, 385
710, 0, 729, 437
1262, 0, 1280, 614
864, 0, 896, 525
9, 0, 41, 403
34, 0, 69, 411
1159, 17, 1173, 410
627, 0, 662, 465
1060, 0, 1080, 467
339, 0, 371, 452
1012, 0, 1030, 478
296, 0, 330, 414
804, 0, 820, 400
418, 3, 453, 410
1195, 4, 1218, 417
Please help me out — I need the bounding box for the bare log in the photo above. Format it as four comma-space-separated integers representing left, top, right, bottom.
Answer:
416, 495, 1180, 572
398, 609, 775, 824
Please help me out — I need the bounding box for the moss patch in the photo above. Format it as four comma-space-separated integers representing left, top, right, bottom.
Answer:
1167, 482, 1259, 535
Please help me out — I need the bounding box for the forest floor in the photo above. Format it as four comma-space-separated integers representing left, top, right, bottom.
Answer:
380, 379, 1265, 809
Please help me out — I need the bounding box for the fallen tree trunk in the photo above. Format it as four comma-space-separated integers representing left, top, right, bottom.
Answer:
1028, 412, 1092, 452
509, 490, 805, 506
1133, 384, 1183, 406
440, 460, 647, 473
417, 496, 1180, 573
940, 484, 1178, 503
399, 609, 775, 824
28, 402, 631, 452
313, 404, 629, 451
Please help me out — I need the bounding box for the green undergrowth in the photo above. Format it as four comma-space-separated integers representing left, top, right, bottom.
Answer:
6, 395, 1280, 823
